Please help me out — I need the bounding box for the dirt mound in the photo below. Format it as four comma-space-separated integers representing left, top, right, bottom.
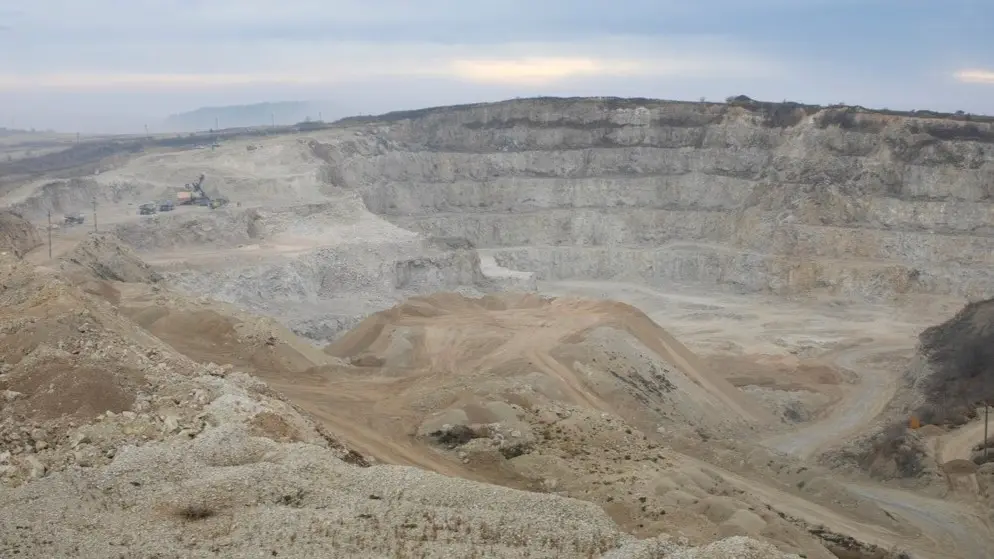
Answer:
60, 232, 163, 284
0, 211, 41, 259
323, 293, 772, 435
0, 258, 192, 484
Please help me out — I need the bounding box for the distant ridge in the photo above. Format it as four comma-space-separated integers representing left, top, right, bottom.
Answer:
162, 101, 334, 132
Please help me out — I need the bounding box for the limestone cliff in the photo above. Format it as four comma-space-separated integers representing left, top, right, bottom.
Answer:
326, 97, 994, 300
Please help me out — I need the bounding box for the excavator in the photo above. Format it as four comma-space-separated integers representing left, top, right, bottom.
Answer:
177, 174, 229, 210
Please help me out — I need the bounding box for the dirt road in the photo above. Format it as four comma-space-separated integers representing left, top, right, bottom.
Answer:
762, 342, 912, 460
844, 483, 994, 559
939, 417, 988, 464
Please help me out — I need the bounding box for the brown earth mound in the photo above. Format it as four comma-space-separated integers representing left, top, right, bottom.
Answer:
322, 293, 772, 437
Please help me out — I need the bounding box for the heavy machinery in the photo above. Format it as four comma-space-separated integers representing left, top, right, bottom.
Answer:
64, 213, 85, 226
177, 174, 228, 210
138, 202, 157, 215
159, 199, 175, 212
177, 174, 209, 206
209, 197, 230, 210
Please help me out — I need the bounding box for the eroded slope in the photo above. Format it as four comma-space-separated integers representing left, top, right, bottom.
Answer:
0, 211, 41, 258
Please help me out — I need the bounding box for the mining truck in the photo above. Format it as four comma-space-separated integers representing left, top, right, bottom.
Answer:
138, 202, 158, 215
63, 213, 85, 226
209, 197, 230, 210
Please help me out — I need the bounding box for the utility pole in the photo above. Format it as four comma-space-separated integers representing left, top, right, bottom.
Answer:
318, 111, 323, 122
985, 402, 989, 461
215, 116, 219, 131
92, 198, 97, 233
271, 113, 275, 128
144, 124, 149, 138
47, 210, 52, 259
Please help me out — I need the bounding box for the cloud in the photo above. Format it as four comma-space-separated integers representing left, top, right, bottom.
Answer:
448, 58, 647, 85
954, 69, 994, 84
0, 0, 991, 132
0, 0, 906, 46
0, 35, 781, 91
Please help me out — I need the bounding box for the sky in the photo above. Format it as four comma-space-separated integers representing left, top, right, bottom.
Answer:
0, 0, 992, 133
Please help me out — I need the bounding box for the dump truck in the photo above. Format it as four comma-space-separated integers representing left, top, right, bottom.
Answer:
209, 197, 230, 210
159, 199, 175, 212
64, 213, 85, 226
139, 202, 157, 215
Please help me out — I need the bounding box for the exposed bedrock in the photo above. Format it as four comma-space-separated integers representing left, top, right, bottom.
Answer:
163, 244, 493, 341
130, 201, 507, 341
325, 98, 994, 300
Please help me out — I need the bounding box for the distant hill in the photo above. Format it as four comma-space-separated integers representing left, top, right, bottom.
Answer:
0, 127, 55, 136
162, 101, 337, 132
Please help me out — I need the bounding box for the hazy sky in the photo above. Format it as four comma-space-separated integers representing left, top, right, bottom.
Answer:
1, 0, 992, 132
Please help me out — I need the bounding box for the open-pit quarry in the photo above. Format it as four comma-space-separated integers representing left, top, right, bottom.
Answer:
2, 97, 994, 558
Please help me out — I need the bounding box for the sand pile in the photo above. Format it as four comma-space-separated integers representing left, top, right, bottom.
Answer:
323, 293, 772, 436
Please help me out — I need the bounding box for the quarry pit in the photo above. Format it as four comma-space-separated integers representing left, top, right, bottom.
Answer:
4, 97, 994, 558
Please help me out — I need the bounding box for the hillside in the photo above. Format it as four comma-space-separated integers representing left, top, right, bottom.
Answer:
0, 211, 41, 258
162, 101, 338, 131
916, 299, 994, 424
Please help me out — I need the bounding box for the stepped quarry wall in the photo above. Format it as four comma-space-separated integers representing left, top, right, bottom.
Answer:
323, 98, 994, 301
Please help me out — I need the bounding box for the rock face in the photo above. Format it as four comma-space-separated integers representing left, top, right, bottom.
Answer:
0, 212, 41, 259
60, 233, 163, 284
325, 98, 994, 300
907, 297, 994, 425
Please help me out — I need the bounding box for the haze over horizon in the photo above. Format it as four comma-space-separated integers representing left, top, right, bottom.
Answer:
1, 0, 992, 133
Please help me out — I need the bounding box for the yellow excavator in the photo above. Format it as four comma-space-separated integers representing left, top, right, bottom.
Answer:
177, 174, 229, 210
